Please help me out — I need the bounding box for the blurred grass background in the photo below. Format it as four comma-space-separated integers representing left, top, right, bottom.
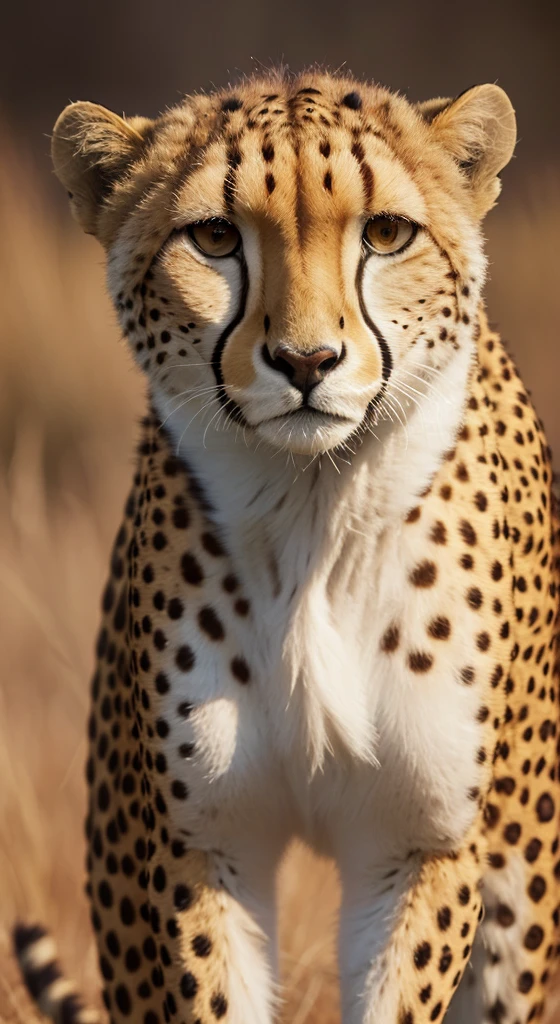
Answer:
0, 0, 559, 1015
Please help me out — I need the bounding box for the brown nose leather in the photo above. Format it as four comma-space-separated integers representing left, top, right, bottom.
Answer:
264, 344, 342, 395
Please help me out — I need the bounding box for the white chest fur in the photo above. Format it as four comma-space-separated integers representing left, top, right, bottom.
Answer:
151, 343, 481, 860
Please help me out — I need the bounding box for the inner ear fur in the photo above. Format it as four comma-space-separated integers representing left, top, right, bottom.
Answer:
419, 84, 517, 215
51, 101, 152, 236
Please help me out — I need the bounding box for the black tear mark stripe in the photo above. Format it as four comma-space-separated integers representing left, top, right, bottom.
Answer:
356, 257, 393, 385
211, 256, 249, 425
351, 139, 375, 205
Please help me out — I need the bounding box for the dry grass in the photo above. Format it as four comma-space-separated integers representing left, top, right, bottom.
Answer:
0, 137, 559, 1024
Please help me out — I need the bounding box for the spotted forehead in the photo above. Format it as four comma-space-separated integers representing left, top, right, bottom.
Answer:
218, 81, 381, 130
168, 78, 427, 226
190, 76, 411, 149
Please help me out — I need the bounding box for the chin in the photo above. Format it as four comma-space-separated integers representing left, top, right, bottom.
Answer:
253, 409, 359, 456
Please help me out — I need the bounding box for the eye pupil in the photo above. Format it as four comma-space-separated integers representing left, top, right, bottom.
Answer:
189, 219, 240, 257
364, 215, 415, 255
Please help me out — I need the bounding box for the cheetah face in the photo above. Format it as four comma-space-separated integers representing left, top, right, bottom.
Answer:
150, 184, 440, 457
52, 75, 516, 456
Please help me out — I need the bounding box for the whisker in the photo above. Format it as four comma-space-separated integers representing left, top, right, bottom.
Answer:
158, 388, 223, 429
174, 395, 221, 453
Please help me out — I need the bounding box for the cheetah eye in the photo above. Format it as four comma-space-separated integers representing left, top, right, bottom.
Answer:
363, 216, 416, 255
188, 219, 241, 258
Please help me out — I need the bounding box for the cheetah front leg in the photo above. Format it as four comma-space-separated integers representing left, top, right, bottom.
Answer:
338, 835, 484, 1024
89, 836, 279, 1024
161, 847, 279, 1024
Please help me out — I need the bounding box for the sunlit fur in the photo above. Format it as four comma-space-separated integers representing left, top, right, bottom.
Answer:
39, 72, 560, 1024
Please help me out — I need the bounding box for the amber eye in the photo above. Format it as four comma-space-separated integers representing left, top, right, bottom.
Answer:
363, 216, 415, 255
188, 219, 241, 257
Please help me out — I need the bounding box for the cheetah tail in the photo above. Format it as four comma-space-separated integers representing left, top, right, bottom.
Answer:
13, 923, 100, 1024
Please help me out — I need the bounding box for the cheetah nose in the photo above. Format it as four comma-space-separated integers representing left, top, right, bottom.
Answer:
262, 343, 344, 395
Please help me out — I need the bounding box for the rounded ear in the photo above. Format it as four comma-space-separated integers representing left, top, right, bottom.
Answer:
416, 96, 453, 124
52, 101, 153, 236
418, 84, 517, 215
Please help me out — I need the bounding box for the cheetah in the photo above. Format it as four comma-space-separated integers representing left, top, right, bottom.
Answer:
14, 70, 560, 1024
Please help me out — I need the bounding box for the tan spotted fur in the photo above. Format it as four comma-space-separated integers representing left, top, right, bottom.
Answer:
14, 71, 560, 1024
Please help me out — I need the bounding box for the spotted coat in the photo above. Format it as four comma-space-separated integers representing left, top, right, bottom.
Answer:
14, 71, 560, 1024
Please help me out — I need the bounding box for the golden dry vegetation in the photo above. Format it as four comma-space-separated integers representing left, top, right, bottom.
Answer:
0, 136, 559, 1024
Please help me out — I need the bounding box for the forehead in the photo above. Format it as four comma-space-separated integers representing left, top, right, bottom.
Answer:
169, 76, 428, 226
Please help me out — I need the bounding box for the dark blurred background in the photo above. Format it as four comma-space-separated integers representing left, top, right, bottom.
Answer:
2, 0, 559, 195
0, 6, 559, 1023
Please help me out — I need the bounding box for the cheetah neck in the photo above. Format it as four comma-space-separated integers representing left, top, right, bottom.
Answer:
151, 336, 474, 769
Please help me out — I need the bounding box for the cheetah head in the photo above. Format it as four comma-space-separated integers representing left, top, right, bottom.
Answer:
52, 73, 516, 456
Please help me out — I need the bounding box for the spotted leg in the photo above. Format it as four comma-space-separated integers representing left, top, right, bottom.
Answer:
89, 816, 279, 1024
158, 846, 278, 1024
446, 850, 559, 1024
338, 838, 484, 1024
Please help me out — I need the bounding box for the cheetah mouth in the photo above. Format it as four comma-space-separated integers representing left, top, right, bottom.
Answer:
261, 408, 355, 427
253, 407, 359, 455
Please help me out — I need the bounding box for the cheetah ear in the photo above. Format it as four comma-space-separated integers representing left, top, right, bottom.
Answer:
52, 101, 153, 237
420, 84, 517, 215
416, 96, 453, 124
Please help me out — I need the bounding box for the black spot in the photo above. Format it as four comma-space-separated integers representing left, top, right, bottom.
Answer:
459, 520, 477, 546
437, 906, 451, 931
198, 606, 225, 640
124, 946, 141, 972
181, 553, 203, 585
172, 507, 189, 529
410, 560, 437, 587
180, 971, 198, 999
525, 838, 542, 863
192, 934, 212, 957
518, 971, 534, 994
408, 651, 433, 673
98, 880, 113, 907
231, 656, 250, 683
120, 897, 136, 926
176, 646, 195, 671
115, 984, 131, 1015
168, 597, 184, 620
342, 91, 362, 109
106, 931, 120, 957
210, 993, 228, 1018
222, 97, 243, 112
428, 616, 451, 640
504, 822, 521, 844
153, 865, 167, 892
524, 924, 544, 950
536, 793, 555, 822
528, 875, 546, 902
414, 941, 432, 968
